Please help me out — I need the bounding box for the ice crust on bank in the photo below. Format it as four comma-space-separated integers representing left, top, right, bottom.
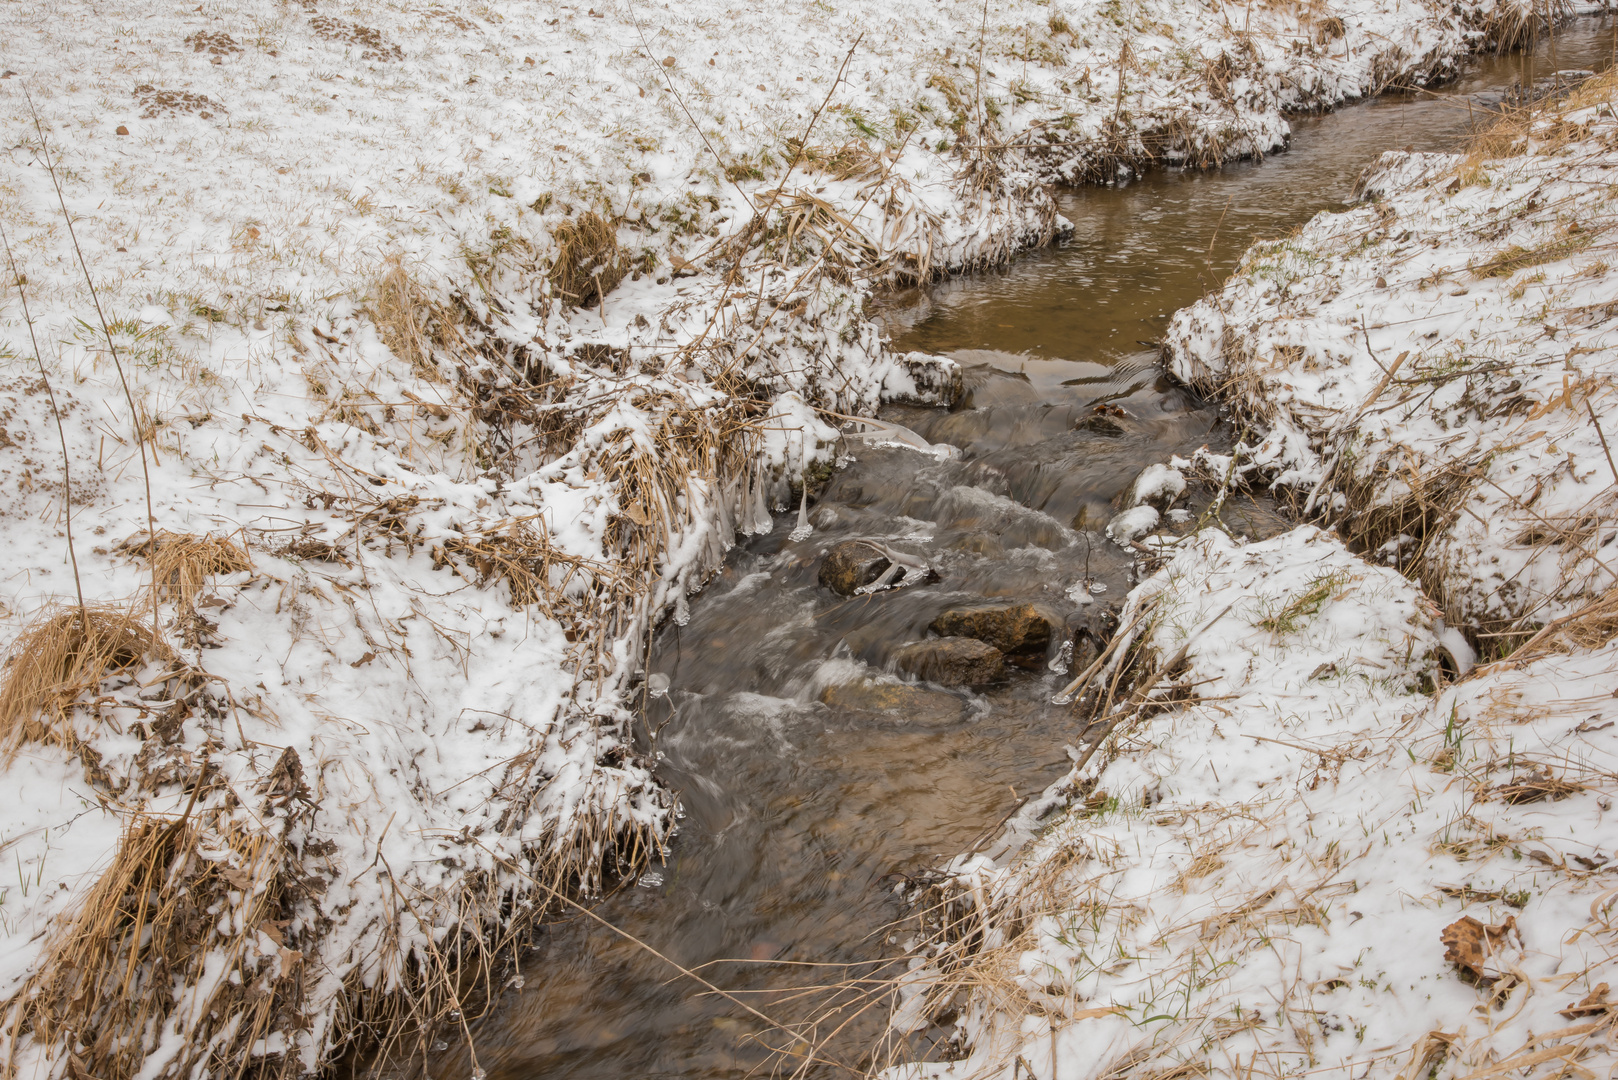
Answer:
889, 527, 1618, 1080
0, 0, 1607, 1073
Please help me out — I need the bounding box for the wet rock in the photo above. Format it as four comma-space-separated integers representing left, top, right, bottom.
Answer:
892, 637, 1004, 687
929, 602, 1053, 655
1075, 402, 1131, 437
818, 541, 889, 596
819, 680, 968, 724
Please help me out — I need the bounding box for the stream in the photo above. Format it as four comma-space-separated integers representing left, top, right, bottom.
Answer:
459, 21, 1618, 1079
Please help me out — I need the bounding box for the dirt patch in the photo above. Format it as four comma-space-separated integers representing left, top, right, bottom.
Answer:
310, 16, 404, 61
423, 7, 478, 30
183, 31, 242, 55
134, 85, 225, 119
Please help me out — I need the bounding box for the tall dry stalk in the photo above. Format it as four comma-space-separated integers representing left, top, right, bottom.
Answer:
23, 86, 160, 634
0, 218, 84, 614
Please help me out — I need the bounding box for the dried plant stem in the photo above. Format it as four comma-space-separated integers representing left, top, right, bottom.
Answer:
1068, 603, 1233, 779
1586, 399, 1618, 488
23, 86, 159, 632
1052, 598, 1159, 702
627, 0, 755, 214
0, 219, 84, 614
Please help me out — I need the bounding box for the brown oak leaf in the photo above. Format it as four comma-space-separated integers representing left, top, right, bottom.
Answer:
1441, 914, 1518, 984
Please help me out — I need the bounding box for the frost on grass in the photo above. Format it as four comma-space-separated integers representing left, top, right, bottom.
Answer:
881, 528, 1618, 1080
0, 0, 1601, 1075
1165, 69, 1618, 646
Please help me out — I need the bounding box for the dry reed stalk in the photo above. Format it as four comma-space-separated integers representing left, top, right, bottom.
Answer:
0, 603, 172, 757
23, 88, 160, 636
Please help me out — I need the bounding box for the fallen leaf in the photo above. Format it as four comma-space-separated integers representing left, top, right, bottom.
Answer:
1441, 914, 1518, 983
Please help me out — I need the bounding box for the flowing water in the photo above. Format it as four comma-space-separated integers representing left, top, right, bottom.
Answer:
460, 22, 1618, 1079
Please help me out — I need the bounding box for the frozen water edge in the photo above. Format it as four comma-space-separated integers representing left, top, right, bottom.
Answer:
0, 0, 1608, 1074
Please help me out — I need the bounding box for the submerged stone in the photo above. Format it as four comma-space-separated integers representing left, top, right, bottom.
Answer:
818, 680, 968, 724
929, 602, 1054, 655
817, 540, 890, 596
892, 637, 1004, 687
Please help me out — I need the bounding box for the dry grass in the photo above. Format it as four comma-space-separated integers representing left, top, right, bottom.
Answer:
1506, 587, 1618, 661
548, 211, 627, 308
127, 530, 253, 611
370, 255, 456, 380
0, 603, 172, 758
1474, 0, 1575, 52
3, 807, 301, 1080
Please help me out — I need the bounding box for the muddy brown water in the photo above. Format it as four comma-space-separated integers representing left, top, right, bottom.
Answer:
456, 22, 1618, 1080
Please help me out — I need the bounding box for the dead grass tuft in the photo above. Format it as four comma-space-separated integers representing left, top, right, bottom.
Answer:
370, 256, 459, 380
3, 808, 301, 1080
548, 211, 628, 308
127, 530, 253, 611
0, 604, 172, 756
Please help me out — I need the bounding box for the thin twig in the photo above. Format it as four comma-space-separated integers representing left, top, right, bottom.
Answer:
1586, 399, 1618, 488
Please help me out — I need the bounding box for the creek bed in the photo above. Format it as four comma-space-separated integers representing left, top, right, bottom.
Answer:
454, 20, 1618, 1079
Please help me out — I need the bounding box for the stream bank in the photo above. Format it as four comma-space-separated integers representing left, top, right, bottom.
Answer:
2, 2, 1615, 1076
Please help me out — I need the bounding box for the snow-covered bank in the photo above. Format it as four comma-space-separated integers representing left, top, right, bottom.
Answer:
883, 67, 1618, 1080
0, 0, 1607, 1076
886, 528, 1618, 1080
1165, 67, 1618, 642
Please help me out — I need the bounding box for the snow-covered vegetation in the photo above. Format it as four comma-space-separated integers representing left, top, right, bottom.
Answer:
0, 0, 1607, 1076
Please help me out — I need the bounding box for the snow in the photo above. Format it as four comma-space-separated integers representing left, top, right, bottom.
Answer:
0, 0, 1605, 1073
1105, 504, 1160, 544
1128, 463, 1186, 508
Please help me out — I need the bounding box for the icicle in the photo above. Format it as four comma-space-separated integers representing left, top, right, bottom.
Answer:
789, 483, 812, 543
745, 468, 773, 534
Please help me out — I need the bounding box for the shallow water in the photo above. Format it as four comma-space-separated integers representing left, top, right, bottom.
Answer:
460, 21, 1618, 1080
